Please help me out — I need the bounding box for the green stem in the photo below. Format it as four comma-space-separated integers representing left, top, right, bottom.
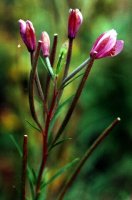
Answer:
57, 117, 121, 200
62, 57, 90, 87
21, 135, 28, 200
45, 34, 58, 101
45, 56, 54, 79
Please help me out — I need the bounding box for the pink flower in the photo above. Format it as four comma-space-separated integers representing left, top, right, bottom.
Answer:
90, 29, 124, 59
18, 19, 36, 52
68, 9, 83, 39
40, 32, 50, 57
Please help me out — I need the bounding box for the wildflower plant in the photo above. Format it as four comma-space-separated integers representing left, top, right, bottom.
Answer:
17, 8, 124, 200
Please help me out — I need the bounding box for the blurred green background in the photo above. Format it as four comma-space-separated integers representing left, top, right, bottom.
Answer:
0, 0, 132, 199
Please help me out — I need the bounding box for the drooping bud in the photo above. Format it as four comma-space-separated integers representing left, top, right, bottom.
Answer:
90, 29, 124, 59
41, 32, 50, 57
68, 9, 83, 39
18, 19, 36, 52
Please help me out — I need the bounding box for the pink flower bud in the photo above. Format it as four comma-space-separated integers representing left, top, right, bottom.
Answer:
68, 9, 83, 39
40, 32, 50, 57
90, 29, 124, 59
18, 19, 36, 52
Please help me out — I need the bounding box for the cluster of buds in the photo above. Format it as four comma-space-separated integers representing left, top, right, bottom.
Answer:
19, 9, 124, 61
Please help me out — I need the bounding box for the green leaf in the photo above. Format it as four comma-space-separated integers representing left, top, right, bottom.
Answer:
41, 158, 79, 188
56, 41, 68, 74
27, 167, 37, 185
25, 119, 40, 133
9, 134, 22, 157
40, 56, 48, 71
45, 57, 55, 79
49, 137, 72, 151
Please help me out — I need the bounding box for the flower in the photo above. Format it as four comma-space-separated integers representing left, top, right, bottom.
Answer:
68, 9, 83, 39
90, 29, 124, 59
40, 32, 50, 57
18, 19, 36, 52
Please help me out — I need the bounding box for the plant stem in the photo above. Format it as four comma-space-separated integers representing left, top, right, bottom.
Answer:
29, 42, 43, 131
30, 47, 44, 101
35, 130, 48, 200
62, 57, 90, 87
45, 57, 54, 78
35, 84, 58, 199
63, 38, 73, 80
57, 117, 121, 200
50, 57, 95, 149
45, 34, 58, 101
21, 135, 28, 200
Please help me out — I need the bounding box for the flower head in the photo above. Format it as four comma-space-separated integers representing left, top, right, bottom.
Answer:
90, 29, 124, 59
68, 9, 83, 39
40, 32, 50, 57
18, 19, 36, 52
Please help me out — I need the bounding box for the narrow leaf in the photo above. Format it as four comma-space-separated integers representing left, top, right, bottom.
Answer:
9, 134, 22, 157
41, 158, 79, 188
56, 41, 68, 74
40, 56, 48, 71
49, 137, 72, 151
25, 120, 41, 132
45, 57, 55, 78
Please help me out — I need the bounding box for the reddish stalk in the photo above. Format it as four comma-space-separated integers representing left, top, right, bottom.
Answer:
63, 38, 73, 80
35, 83, 58, 199
54, 38, 73, 115
21, 135, 28, 200
57, 117, 121, 200
29, 42, 43, 131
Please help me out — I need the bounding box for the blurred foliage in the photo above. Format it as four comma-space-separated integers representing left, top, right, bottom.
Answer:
0, 0, 132, 199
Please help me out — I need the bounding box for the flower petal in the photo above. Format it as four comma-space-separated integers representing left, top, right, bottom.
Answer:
90, 29, 117, 59
100, 40, 124, 58
68, 9, 83, 39
18, 19, 26, 34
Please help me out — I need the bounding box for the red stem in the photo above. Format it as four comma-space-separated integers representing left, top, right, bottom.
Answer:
35, 82, 58, 199
57, 117, 121, 200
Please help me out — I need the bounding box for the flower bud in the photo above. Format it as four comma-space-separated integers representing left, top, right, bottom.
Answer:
18, 19, 36, 52
90, 29, 124, 59
40, 32, 50, 57
68, 9, 83, 39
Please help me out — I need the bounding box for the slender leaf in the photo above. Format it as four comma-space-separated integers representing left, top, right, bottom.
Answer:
49, 137, 72, 151
9, 134, 22, 157
56, 41, 68, 74
25, 120, 41, 132
45, 57, 55, 78
41, 158, 79, 188
40, 56, 48, 72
